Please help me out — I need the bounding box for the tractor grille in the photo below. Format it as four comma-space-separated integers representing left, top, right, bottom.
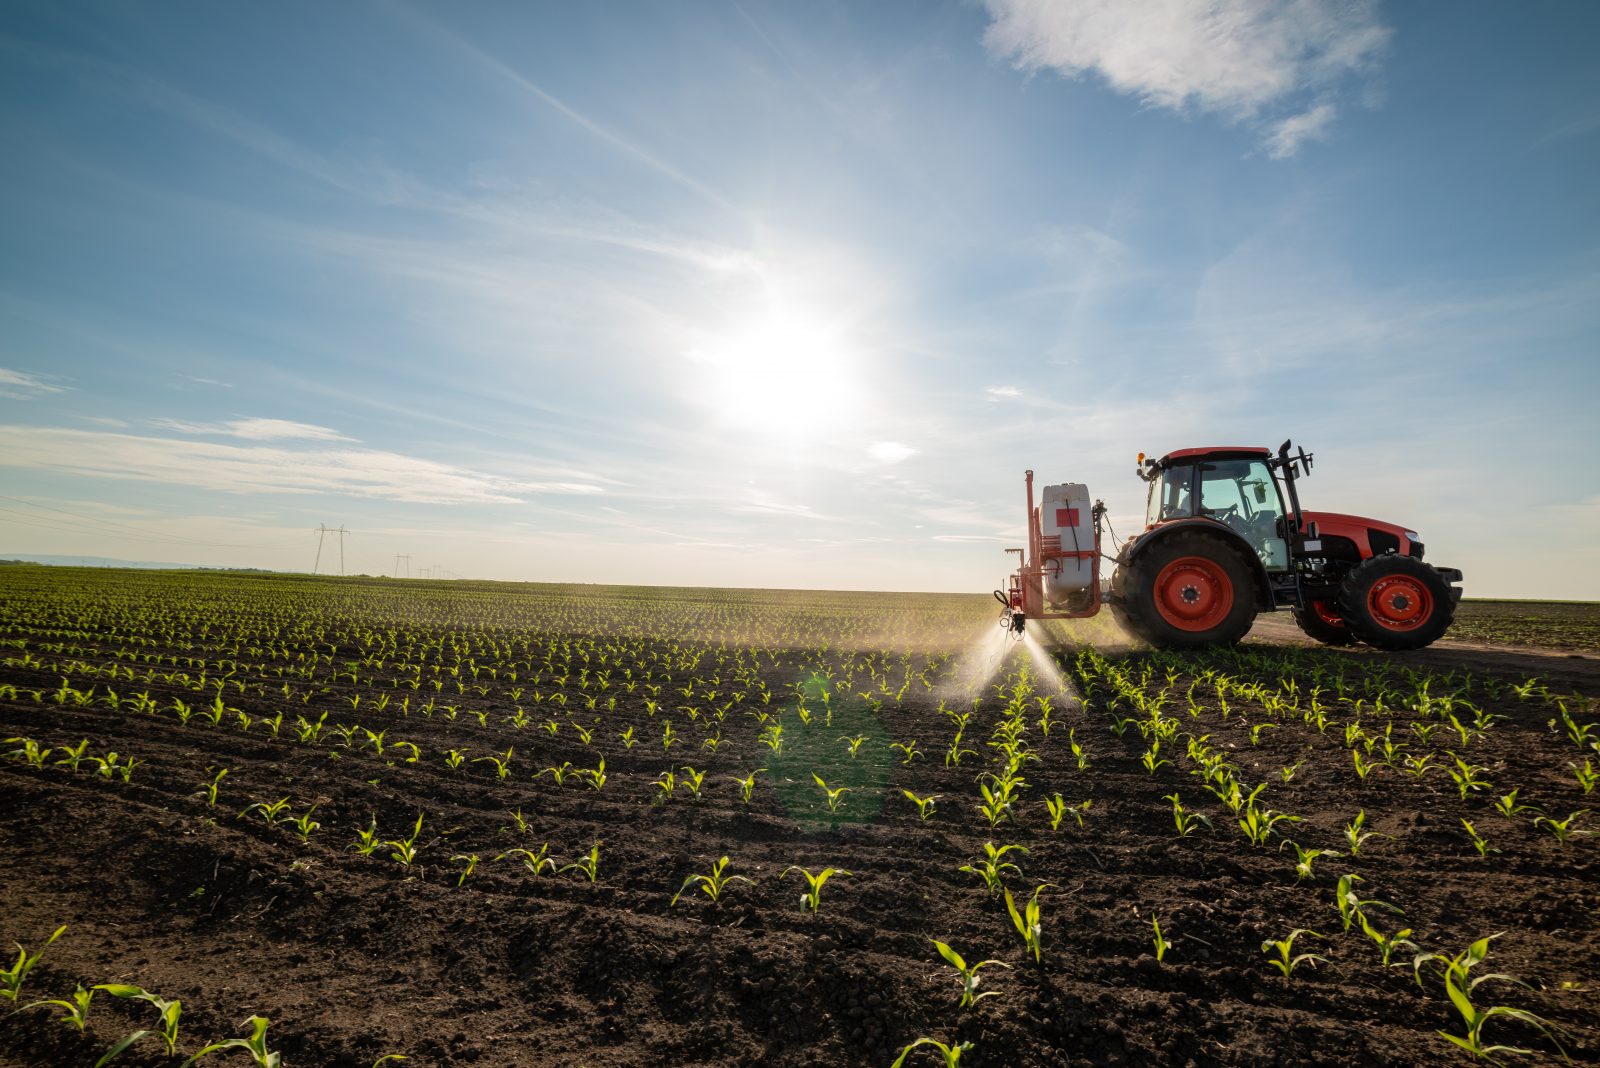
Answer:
1368, 529, 1400, 556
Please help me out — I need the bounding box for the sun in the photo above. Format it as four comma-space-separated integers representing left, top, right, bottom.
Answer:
684, 299, 863, 445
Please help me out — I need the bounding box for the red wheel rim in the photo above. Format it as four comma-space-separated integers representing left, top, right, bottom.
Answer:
1367, 574, 1432, 631
1311, 599, 1345, 628
1153, 555, 1234, 632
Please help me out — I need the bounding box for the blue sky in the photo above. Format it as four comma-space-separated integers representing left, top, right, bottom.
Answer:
1, 1, 1596, 597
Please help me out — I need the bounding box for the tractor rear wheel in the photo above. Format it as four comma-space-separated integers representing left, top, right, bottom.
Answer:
1111, 532, 1258, 649
1336, 555, 1455, 651
1293, 599, 1356, 646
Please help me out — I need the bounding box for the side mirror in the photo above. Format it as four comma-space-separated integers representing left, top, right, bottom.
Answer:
1308, 521, 1320, 539
1254, 485, 1266, 504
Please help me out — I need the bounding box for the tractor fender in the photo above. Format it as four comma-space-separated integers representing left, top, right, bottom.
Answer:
1119, 519, 1273, 609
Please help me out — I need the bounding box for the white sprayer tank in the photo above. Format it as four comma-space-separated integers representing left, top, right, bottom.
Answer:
1040, 482, 1094, 607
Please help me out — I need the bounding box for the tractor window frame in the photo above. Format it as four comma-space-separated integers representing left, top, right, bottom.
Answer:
1146, 464, 1197, 525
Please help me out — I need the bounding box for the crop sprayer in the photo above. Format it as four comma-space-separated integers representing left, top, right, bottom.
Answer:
995, 440, 1463, 650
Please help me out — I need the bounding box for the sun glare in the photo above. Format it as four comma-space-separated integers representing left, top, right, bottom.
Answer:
685, 301, 863, 445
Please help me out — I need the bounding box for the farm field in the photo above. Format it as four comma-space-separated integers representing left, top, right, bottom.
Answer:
1, 566, 1597, 1068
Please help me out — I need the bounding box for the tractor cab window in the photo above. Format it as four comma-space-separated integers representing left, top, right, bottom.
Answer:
1146, 464, 1196, 526
1199, 460, 1288, 569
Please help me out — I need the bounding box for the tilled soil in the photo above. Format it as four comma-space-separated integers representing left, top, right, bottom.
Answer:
2, 589, 1598, 1067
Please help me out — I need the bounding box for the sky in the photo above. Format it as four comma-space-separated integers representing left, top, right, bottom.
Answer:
1, 0, 1597, 598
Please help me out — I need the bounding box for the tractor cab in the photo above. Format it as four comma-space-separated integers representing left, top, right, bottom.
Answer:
1140, 447, 1290, 572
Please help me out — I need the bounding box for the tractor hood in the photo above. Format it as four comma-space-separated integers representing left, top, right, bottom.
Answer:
1300, 511, 1418, 558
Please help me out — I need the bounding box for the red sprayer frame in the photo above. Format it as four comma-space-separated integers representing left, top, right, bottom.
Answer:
1003, 469, 1103, 621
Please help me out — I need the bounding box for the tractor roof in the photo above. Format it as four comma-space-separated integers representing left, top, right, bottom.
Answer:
1157, 446, 1271, 467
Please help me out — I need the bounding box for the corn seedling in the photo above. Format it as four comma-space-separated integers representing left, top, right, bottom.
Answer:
6, 736, 52, 769
347, 816, 381, 855
1493, 789, 1540, 820
1164, 793, 1212, 837
93, 984, 182, 1063
1151, 914, 1172, 961
54, 738, 91, 773
1140, 739, 1170, 775
19, 983, 94, 1031
180, 1014, 280, 1068
499, 844, 556, 876
783, 865, 851, 914
1570, 759, 1597, 794
930, 938, 1009, 1008
1356, 910, 1417, 968
1283, 841, 1339, 881
1, 925, 65, 1002
654, 769, 677, 802
196, 767, 228, 806
729, 768, 764, 805
1261, 928, 1327, 978
1416, 934, 1568, 1064
1445, 752, 1492, 800
902, 788, 939, 821
1343, 809, 1390, 856
562, 841, 601, 882
1534, 809, 1593, 844
1238, 800, 1300, 847
813, 773, 850, 814
1004, 883, 1054, 962
841, 734, 866, 758
387, 813, 424, 866
239, 797, 292, 825
452, 853, 480, 886
672, 855, 750, 905
473, 747, 514, 780
891, 1037, 974, 1068
1335, 873, 1403, 933
680, 765, 707, 801
1461, 818, 1499, 858
959, 841, 1027, 896
890, 739, 922, 764
289, 804, 321, 842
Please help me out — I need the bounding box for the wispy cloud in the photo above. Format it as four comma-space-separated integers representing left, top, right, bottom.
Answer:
982, 0, 1390, 155
868, 441, 917, 464
0, 367, 69, 399
1265, 102, 1338, 159
985, 385, 1021, 400
0, 426, 604, 504
155, 417, 354, 442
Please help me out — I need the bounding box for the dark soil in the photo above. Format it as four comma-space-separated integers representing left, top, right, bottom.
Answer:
1, 571, 1596, 1067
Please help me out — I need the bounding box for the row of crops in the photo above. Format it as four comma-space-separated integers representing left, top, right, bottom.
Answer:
2, 566, 1597, 1066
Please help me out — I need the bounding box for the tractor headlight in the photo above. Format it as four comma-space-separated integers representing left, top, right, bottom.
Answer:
1404, 530, 1419, 541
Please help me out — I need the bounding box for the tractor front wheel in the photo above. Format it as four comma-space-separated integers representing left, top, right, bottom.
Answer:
1336, 555, 1455, 651
1293, 599, 1356, 646
1112, 532, 1258, 649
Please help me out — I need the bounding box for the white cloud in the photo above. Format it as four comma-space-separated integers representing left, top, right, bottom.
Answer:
0, 426, 604, 504
0, 368, 69, 399
982, 0, 1389, 154
1265, 102, 1338, 159
156, 417, 354, 442
986, 385, 1022, 400
868, 440, 917, 464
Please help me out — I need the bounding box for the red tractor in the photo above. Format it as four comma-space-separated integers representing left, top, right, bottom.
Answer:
996, 441, 1463, 650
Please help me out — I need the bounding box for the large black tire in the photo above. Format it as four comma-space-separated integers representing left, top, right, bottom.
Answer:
1111, 531, 1258, 650
1293, 599, 1357, 646
1336, 555, 1455, 651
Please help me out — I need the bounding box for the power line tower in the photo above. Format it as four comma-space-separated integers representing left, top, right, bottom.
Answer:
393, 553, 412, 579
313, 525, 350, 575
